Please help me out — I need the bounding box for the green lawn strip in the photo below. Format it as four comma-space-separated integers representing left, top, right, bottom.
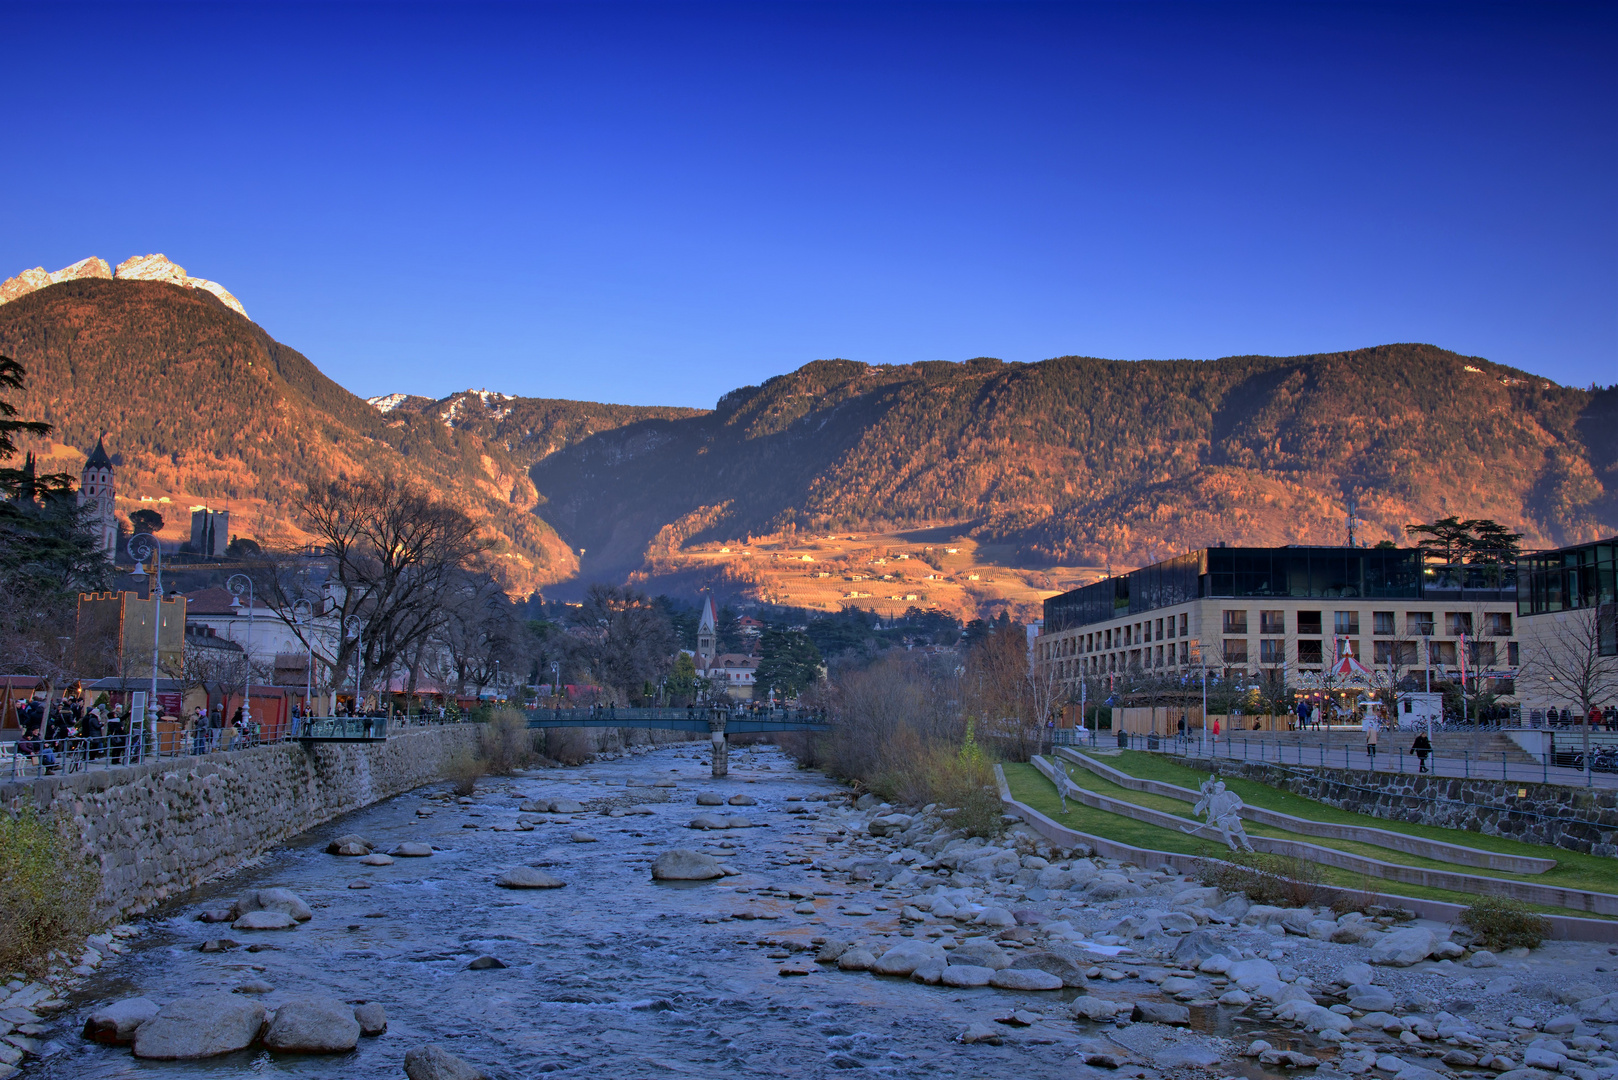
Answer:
1002, 763, 1610, 920
1098, 750, 1618, 894
1051, 759, 1610, 888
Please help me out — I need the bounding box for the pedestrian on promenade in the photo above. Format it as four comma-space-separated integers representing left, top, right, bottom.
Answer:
1365, 720, 1379, 768
210, 703, 224, 751
1412, 732, 1432, 773
228, 706, 244, 751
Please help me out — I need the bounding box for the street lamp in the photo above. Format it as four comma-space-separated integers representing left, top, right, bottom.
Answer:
345, 617, 364, 715
227, 574, 255, 729
128, 532, 164, 760
291, 599, 314, 730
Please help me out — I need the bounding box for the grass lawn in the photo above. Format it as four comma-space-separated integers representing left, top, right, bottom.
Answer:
1002, 762, 1612, 919
1082, 750, 1618, 896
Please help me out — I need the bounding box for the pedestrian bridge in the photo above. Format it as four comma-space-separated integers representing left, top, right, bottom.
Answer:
524, 705, 829, 776
297, 716, 391, 743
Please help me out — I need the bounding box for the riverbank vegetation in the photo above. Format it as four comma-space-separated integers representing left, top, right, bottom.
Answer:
0, 806, 100, 976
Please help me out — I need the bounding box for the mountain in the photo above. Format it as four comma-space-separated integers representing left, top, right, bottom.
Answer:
530, 347, 1618, 594
0, 254, 248, 318
0, 277, 690, 595
3, 268, 1612, 617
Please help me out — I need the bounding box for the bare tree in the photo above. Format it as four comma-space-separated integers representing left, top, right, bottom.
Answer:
1520, 605, 1618, 773
427, 573, 522, 698
252, 477, 491, 699
570, 583, 674, 705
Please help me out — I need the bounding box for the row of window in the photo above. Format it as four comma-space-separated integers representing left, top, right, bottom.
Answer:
1221, 609, 1511, 638
1221, 637, 1518, 667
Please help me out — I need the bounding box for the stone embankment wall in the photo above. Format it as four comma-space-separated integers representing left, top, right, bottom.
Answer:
1172, 757, 1618, 857
0, 725, 481, 920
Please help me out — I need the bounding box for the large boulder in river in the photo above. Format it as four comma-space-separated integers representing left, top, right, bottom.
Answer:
651, 850, 724, 880
132, 994, 267, 1059
549, 799, 586, 814
497, 867, 566, 889
1009, 951, 1088, 987
1370, 927, 1436, 967
232, 910, 298, 931
231, 888, 313, 922
82, 996, 160, 1044
325, 833, 375, 854
390, 842, 434, 857
262, 995, 361, 1053
870, 940, 946, 976
405, 1043, 489, 1080
688, 815, 729, 830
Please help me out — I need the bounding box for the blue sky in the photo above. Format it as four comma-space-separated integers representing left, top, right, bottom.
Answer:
2, 2, 1613, 408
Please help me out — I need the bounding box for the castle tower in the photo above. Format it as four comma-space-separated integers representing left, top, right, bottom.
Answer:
696, 595, 719, 672
78, 435, 117, 558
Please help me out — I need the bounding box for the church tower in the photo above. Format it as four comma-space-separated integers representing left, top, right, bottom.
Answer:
696, 595, 719, 672
78, 435, 117, 558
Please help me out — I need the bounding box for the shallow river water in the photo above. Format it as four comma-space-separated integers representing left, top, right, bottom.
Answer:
39, 744, 1252, 1080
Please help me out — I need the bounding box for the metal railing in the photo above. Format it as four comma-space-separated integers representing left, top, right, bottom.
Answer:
4, 712, 468, 780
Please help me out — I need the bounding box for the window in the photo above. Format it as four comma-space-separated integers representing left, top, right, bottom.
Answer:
1155, 645, 1164, 666
1297, 610, 1323, 635
1178, 613, 1189, 637
1429, 640, 1457, 667
1373, 611, 1396, 636
1470, 640, 1497, 667
1407, 612, 1434, 637
1446, 612, 1473, 637
1334, 610, 1360, 635
1508, 641, 1520, 666
1178, 641, 1190, 665
1373, 640, 1395, 665
1223, 610, 1248, 634
1223, 639, 1249, 664
1297, 639, 1323, 664
1260, 610, 1285, 635
1260, 639, 1285, 664
1486, 612, 1512, 637
1155, 618, 1164, 641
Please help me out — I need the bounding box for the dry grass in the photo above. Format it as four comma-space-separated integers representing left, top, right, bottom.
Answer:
542, 727, 595, 766
444, 748, 487, 796
1199, 851, 1326, 908
0, 807, 100, 977
481, 708, 536, 775
1460, 896, 1550, 950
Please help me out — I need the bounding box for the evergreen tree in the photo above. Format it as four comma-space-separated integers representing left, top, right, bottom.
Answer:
754, 629, 824, 700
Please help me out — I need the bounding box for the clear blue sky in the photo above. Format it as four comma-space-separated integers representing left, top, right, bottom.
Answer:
2, 2, 1613, 408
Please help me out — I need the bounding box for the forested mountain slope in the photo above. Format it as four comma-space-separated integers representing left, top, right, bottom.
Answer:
531, 346, 1617, 581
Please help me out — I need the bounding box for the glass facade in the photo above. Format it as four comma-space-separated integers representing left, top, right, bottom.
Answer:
1519, 539, 1617, 616
1043, 546, 1425, 632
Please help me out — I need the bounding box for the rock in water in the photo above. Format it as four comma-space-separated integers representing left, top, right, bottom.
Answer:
262, 995, 361, 1053
696, 792, 725, 805
390, 842, 434, 857
550, 799, 585, 814
940, 964, 994, 987
688, 815, 729, 830
232, 910, 298, 931
132, 994, 268, 1059
651, 850, 724, 880
358, 854, 394, 866
1010, 951, 1087, 987
1370, 928, 1436, 967
82, 996, 160, 1044
728, 794, 757, 805
325, 834, 375, 854
467, 955, 506, 970
355, 1002, 387, 1036
405, 1043, 489, 1080
231, 888, 314, 922
1132, 1001, 1192, 1025
990, 968, 1064, 990
497, 867, 567, 889
571, 831, 598, 843
870, 941, 946, 976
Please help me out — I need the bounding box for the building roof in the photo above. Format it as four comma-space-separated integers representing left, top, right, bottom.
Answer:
184, 586, 266, 615
698, 595, 719, 634
83, 435, 113, 472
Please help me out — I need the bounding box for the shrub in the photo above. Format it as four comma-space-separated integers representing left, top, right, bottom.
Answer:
543, 727, 595, 766
1200, 851, 1324, 908
0, 807, 100, 977
444, 748, 487, 796
1460, 895, 1550, 951
481, 709, 536, 775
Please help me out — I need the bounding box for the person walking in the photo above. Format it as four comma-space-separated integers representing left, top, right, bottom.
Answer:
1365, 718, 1379, 769
228, 705, 244, 752
209, 703, 225, 752
1412, 731, 1432, 774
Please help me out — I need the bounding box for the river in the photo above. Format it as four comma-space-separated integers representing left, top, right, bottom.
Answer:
40, 742, 1240, 1079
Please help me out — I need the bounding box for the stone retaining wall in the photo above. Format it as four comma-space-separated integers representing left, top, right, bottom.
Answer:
1170, 757, 1618, 858
0, 724, 482, 920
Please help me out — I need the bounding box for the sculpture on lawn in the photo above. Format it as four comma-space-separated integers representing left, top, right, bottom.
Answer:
1183, 776, 1253, 852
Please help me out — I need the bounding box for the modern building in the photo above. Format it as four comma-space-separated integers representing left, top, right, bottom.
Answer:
1515, 536, 1616, 721
77, 436, 117, 558
1037, 545, 1519, 700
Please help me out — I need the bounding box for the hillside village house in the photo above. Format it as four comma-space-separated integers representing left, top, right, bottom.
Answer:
1036, 545, 1521, 721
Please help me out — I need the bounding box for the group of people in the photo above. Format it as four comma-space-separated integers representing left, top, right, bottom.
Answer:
184, 703, 260, 754
12, 693, 140, 771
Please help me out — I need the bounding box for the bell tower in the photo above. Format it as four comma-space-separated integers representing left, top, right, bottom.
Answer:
78, 434, 118, 558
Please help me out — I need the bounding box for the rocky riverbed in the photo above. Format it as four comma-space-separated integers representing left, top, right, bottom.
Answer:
7, 744, 1618, 1079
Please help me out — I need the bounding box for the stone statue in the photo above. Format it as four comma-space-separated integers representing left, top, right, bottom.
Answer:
1183, 776, 1253, 852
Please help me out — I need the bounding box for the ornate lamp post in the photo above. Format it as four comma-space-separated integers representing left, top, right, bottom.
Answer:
227, 574, 255, 730
291, 598, 314, 729
127, 532, 164, 759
